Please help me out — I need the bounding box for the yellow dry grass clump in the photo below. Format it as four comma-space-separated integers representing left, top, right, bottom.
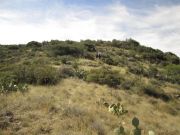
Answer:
0, 78, 180, 135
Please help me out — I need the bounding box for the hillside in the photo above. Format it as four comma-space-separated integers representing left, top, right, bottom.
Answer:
0, 39, 180, 135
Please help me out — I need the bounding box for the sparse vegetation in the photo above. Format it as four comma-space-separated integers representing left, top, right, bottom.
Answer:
142, 85, 171, 102
14, 64, 59, 85
86, 67, 122, 88
0, 39, 179, 135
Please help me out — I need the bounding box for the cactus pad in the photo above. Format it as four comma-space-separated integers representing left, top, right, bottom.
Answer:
132, 117, 139, 128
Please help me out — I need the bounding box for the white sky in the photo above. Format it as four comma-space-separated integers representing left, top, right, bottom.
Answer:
0, 1, 180, 56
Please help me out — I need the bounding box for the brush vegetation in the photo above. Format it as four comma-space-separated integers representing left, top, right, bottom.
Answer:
0, 39, 180, 135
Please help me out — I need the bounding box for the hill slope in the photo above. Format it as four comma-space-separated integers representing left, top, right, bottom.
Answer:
0, 39, 180, 135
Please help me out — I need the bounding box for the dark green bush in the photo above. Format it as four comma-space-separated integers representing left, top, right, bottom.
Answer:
0, 73, 28, 93
82, 40, 96, 49
7, 45, 20, 50
128, 64, 144, 75
165, 64, 180, 75
27, 41, 42, 47
86, 68, 121, 88
142, 50, 166, 64
75, 69, 87, 79
58, 65, 87, 79
72, 61, 79, 70
14, 65, 59, 85
59, 66, 76, 78
150, 79, 163, 87
49, 40, 63, 45
157, 64, 180, 84
143, 66, 159, 78
101, 55, 119, 66
0, 74, 16, 93
13, 66, 30, 84
142, 85, 171, 102
83, 52, 95, 60
147, 66, 158, 77
50, 43, 84, 57
84, 42, 96, 52
165, 52, 180, 64
34, 66, 59, 85
60, 56, 74, 64
121, 80, 135, 90
112, 39, 140, 50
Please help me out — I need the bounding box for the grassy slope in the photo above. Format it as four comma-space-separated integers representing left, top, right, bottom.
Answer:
0, 40, 180, 135
0, 78, 180, 135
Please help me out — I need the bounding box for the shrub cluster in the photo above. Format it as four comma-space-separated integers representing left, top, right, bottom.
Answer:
164, 64, 180, 84
128, 64, 144, 75
121, 80, 135, 90
86, 68, 121, 88
101, 55, 119, 66
58, 66, 76, 78
59, 65, 87, 79
26, 41, 42, 48
142, 85, 171, 102
75, 69, 87, 79
128, 64, 180, 84
84, 42, 96, 52
59, 56, 74, 64
50, 43, 85, 57
0, 75, 28, 93
83, 52, 95, 60
14, 65, 59, 85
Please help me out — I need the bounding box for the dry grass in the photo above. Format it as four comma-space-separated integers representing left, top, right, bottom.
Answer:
0, 78, 180, 135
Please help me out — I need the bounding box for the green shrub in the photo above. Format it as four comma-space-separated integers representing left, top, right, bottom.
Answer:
72, 61, 79, 70
60, 56, 74, 64
0, 74, 28, 93
84, 41, 96, 52
142, 85, 171, 102
34, 66, 59, 85
31, 58, 50, 65
0, 74, 16, 93
165, 64, 180, 84
121, 80, 135, 90
7, 45, 20, 50
26, 41, 42, 47
58, 65, 87, 79
101, 55, 119, 66
147, 66, 158, 77
50, 43, 85, 57
13, 65, 30, 84
112, 39, 140, 50
59, 66, 76, 78
83, 52, 95, 60
14, 65, 59, 85
156, 64, 180, 84
75, 69, 87, 79
149, 79, 163, 87
86, 68, 121, 88
128, 64, 144, 75
165, 52, 180, 64
142, 50, 166, 64
61, 57, 68, 64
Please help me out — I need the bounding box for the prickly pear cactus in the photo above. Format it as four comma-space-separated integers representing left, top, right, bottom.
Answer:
132, 117, 141, 135
103, 102, 109, 108
114, 126, 125, 135
106, 102, 128, 117
132, 117, 139, 128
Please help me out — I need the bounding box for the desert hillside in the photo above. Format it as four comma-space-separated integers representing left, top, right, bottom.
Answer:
0, 39, 180, 135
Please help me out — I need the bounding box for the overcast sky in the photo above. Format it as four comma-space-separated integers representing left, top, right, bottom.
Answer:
0, 0, 180, 56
